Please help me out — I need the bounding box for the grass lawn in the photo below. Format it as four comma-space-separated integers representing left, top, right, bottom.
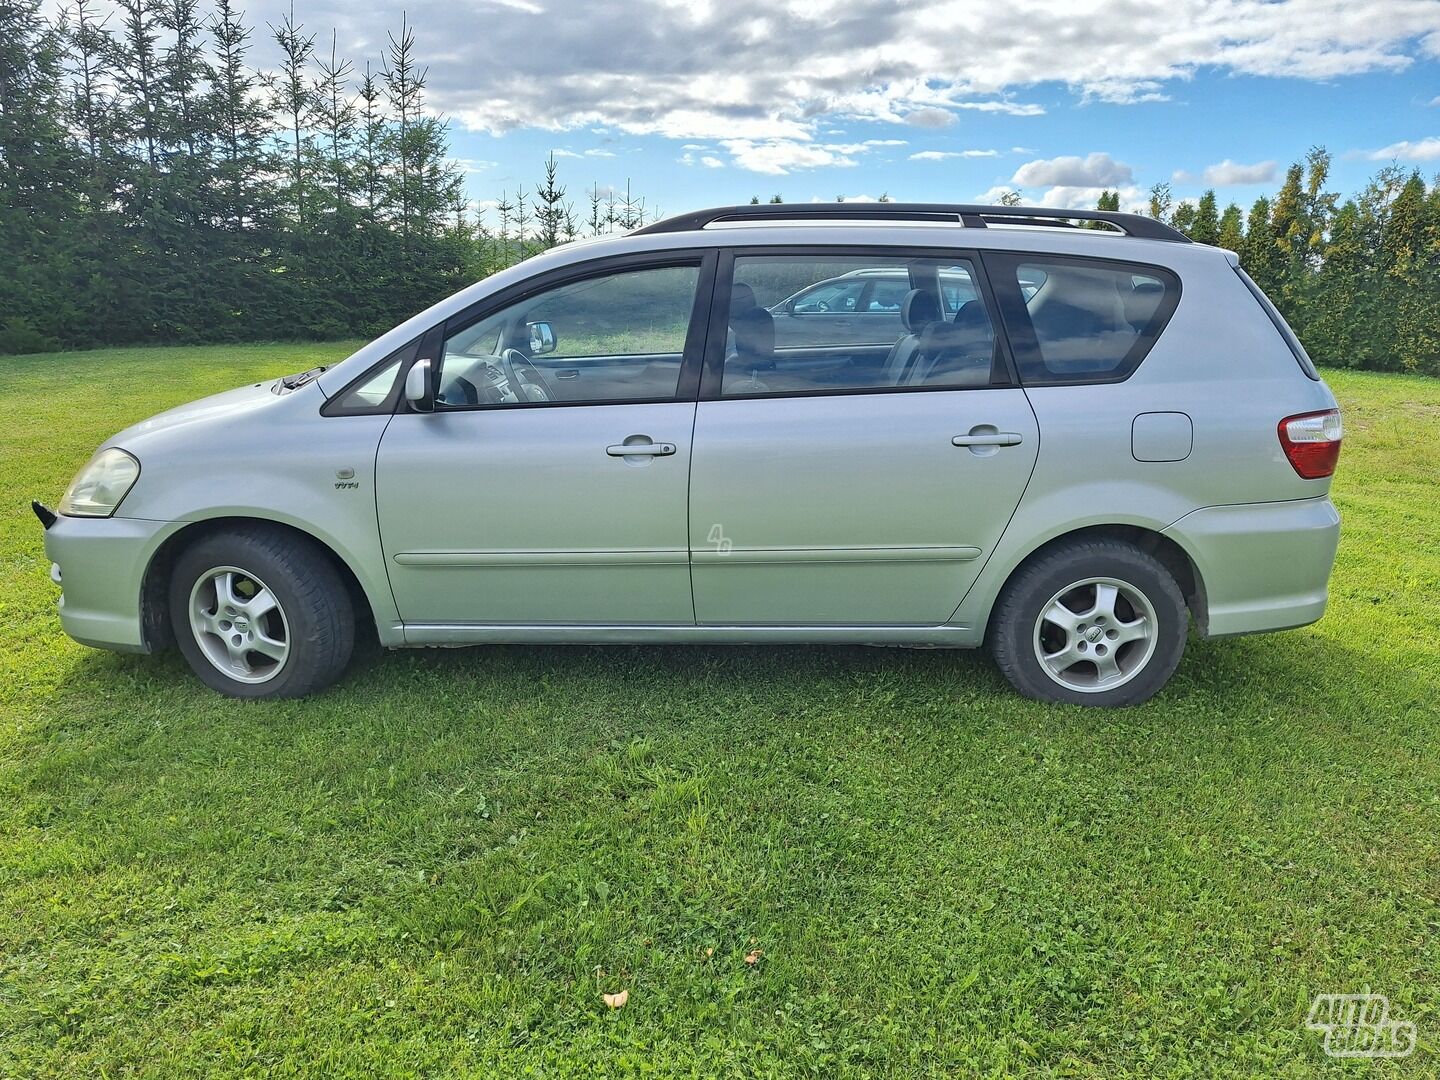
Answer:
1, 342, 1437, 1077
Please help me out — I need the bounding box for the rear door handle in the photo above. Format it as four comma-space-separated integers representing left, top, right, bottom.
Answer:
952, 432, 1024, 447
607, 441, 676, 457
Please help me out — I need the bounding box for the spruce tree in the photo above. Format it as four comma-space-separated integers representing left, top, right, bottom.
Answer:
535, 152, 566, 249
0, 0, 80, 350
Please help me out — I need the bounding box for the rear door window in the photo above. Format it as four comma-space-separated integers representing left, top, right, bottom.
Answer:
708, 253, 1000, 397
988, 254, 1179, 385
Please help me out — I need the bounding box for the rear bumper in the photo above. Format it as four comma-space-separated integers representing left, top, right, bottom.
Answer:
42, 513, 179, 653
1164, 496, 1340, 637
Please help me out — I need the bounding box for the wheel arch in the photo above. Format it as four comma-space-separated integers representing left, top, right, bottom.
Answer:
981, 523, 1207, 643
139, 517, 381, 651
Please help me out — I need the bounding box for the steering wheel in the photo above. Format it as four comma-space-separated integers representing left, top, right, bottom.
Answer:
498, 348, 556, 403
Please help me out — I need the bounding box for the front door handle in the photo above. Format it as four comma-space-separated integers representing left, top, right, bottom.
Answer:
952, 432, 1024, 447
606, 440, 676, 457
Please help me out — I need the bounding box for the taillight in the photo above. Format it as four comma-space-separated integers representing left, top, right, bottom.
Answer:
1278, 409, 1343, 479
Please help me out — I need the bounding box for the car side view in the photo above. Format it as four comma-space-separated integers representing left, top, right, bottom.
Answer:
35, 202, 1343, 706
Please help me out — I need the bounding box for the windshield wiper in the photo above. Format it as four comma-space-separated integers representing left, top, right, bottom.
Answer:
278, 365, 328, 390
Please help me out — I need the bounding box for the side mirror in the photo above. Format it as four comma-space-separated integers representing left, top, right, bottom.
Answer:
404, 357, 434, 412
527, 321, 557, 355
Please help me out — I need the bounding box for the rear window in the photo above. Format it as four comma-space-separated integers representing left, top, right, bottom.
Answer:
1234, 267, 1320, 380
996, 256, 1179, 385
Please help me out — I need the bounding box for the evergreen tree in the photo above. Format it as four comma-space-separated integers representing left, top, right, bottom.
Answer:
535, 152, 566, 248
1241, 196, 1282, 295
1379, 171, 1438, 372
1191, 190, 1220, 245
0, 0, 80, 350
1308, 199, 1374, 369
270, 4, 315, 225
1218, 202, 1244, 252
588, 182, 604, 236
1087, 189, 1119, 228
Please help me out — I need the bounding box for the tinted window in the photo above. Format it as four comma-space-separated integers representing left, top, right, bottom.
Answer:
865, 279, 910, 311
437, 264, 700, 407
1235, 267, 1320, 380
719, 255, 998, 397
791, 280, 865, 313
323, 340, 416, 415
1003, 257, 1178, 384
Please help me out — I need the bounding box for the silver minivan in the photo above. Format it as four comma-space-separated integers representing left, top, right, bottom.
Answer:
35, 203, 1343, 706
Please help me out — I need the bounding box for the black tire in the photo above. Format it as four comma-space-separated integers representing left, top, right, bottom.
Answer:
169, 525, 355, 699
989, 539, 1187, 707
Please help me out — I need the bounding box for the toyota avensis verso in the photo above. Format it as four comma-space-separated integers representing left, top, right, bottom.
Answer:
33, 203, 1344, 707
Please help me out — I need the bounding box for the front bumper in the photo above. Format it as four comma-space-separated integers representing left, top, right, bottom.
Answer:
1164, 496, 1341, 638
40, 510, 179, 653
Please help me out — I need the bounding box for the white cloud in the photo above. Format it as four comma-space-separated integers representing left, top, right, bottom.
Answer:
700, 155, 725, 168
584, 148, 617, 158
1429, 95, 1440, 106
904, 108, 957, 129
974, 185, 1020, 204
1012, 152, 1133, 187
124, 0, 1440, 172
1174, 158, 1278, 185
1363, 136, 1440, 161
718, 138, 865, 174
1031, 184, 1148, 211
549, 149, 583, 158
910, 149, 1000, 161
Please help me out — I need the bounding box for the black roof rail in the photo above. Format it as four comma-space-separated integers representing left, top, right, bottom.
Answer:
631, 202, 1191, 243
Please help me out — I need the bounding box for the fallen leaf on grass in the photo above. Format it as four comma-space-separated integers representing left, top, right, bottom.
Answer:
602, 989, 629, 1009
744, 949, 763, 966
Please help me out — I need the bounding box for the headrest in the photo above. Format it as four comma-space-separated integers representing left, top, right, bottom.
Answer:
730, 282, 758, 317
918, 300, 993, 355
731, 304, 774, 361
900, 289, 942, 333
1124, 281, 1164, 329
952, 299, 991, 330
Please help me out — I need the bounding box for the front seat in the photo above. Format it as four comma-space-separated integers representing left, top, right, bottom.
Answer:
727, 282, 775, 389
882, 288, 942, 383
908, 300, 995, 386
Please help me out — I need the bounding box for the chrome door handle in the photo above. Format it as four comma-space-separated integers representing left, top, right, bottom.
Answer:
606, 441, 676, 457
952, 432, 1023, 447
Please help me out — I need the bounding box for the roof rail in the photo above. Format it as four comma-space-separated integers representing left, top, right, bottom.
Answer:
632, 202, 1191, 243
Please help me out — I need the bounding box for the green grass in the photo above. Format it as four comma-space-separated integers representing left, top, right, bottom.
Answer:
1, 343, 1437, 1077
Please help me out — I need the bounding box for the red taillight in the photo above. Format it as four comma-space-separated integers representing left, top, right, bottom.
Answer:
1278, 409, 1343, 479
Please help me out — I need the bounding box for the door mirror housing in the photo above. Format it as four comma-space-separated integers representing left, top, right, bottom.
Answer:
527, 321, 557, 355
404, 357, 434, 412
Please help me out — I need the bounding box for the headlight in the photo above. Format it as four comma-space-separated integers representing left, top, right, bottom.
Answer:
59, 448, 141, 517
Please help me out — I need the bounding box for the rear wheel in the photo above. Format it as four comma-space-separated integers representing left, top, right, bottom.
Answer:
169, 526, 354, 698
990, 539, 1187, 707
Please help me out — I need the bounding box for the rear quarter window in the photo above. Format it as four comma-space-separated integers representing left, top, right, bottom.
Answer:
1234, 266, 1320, 380
989, 254, 1180, 385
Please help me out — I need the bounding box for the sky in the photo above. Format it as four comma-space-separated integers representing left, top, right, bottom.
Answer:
65, 0, 1440, 220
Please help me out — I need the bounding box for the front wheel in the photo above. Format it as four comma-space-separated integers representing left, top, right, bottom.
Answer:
169, 526, 355, 698
989, 539, 1188, 707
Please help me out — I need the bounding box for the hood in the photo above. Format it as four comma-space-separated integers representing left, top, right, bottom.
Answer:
104, 379, 320, 452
